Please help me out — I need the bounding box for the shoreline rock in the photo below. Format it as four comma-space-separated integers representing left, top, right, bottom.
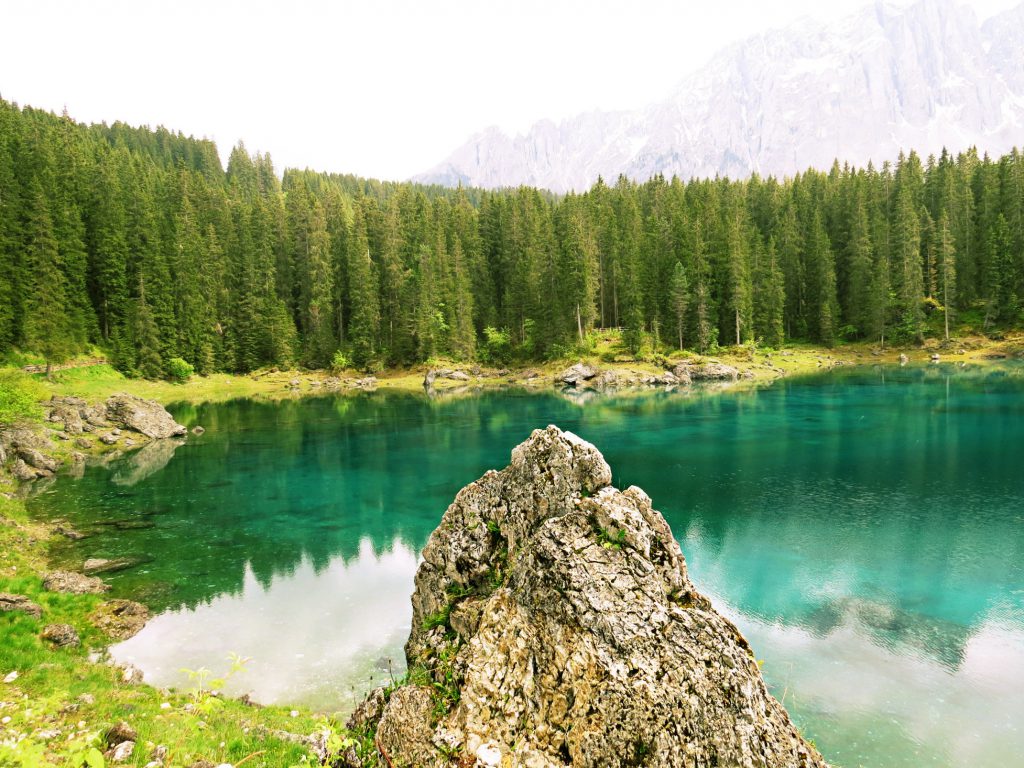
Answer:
345, 426, 829, 767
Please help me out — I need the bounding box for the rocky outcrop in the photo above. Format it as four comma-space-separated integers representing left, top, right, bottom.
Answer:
2, 395, 187, 486
346, 426, 828, 768
104, 395, 187, 439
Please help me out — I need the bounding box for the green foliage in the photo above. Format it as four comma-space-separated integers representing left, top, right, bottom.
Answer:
0, 369, 45, 425
330, 350, 351, 372
3, 98, 1024, 378
597, 527, 627, 550
166, 357, 195, 383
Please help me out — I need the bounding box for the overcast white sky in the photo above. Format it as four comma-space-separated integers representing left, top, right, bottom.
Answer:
1, 0, 1018, 180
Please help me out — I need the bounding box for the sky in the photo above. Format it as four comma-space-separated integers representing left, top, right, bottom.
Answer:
1, 0, 1019, 181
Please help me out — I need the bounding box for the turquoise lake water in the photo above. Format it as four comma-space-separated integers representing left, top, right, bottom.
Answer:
27, 364, 1024, 768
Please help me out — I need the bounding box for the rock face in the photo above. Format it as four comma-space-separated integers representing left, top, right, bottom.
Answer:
347, 426, 828, 768
104, 395, 187, 439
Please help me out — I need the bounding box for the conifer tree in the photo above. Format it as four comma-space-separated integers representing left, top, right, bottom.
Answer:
669, 260, 688, 350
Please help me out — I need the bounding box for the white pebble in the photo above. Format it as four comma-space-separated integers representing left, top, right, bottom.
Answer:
2, 672, 17, 684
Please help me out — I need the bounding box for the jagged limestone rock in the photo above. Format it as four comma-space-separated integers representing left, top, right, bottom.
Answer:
347, 426, 829, 768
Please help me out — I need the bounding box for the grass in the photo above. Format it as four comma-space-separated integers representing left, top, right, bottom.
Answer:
0, 495, 323, 768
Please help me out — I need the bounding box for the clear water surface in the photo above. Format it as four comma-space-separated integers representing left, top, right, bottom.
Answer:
27, 364, 1024, 768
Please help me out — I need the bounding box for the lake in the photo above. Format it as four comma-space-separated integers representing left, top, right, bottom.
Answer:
27, 364, 1024, 768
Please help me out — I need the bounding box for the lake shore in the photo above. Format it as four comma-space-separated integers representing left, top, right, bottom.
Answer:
31, 331, 1024, 408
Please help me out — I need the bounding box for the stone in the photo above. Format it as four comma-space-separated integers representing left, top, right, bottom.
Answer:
107, 741, 135, 763
0, 593, 42, 619
104, 394, 187, 439
74, 437, 92, 449
931, 353, 941, 361
43, 571, 109, 594
192, 425, 205, 435
4, 671, 18, 683
41, 623, 80, 647
100, 433, 119, 445
345, 427, 828, 768
899, 353, 909, 365
91, 599, 150, 640
353, 376, 378, 389
50, 405, 85, 435
105, 721, 138, 747
556, 362, 598, 386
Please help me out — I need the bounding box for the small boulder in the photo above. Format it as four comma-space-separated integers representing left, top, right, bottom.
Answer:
74, 437, 92, 450
100, 433, 119, 446
899, 353, 909, 365
0, 593, 43, 619
41, 623, 80, 647
557, 362, 598, 386
191, 425, 205, 435
107, 741, 135, 764
931, 353, 941, 362
43, 573, 110, 593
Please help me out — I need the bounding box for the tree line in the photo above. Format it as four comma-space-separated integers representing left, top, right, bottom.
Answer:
1, 98, 1022, 376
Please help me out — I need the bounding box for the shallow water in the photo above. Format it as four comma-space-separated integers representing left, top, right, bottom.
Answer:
28, 364, 1024, 767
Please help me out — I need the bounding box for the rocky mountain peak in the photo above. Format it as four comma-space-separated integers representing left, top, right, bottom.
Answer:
416, 0, 1024, 192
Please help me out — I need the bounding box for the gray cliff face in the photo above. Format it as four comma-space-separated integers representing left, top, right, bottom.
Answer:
416, 0, 1024, 192
347, 426, 828, 768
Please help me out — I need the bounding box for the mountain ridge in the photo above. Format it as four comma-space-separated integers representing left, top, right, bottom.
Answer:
415, 0, 1024, 191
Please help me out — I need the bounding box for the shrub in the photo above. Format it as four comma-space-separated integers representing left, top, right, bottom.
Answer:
166, 357, 195, 383
330, 350, 351, 373
0, 370, 46, 425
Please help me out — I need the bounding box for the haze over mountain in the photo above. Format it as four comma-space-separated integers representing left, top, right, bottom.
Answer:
416, 0, 1024, 192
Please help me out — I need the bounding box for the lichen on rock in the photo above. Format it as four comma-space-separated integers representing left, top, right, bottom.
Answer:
343, 425, 829, 768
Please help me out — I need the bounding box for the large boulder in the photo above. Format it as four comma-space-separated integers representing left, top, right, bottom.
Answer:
346, 426, 829, 768
104, 395, 186, 439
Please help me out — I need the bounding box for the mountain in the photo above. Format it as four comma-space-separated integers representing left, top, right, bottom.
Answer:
415, 0, 1024, 192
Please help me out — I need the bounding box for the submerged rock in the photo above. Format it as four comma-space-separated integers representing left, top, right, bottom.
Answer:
346, 426, 828, 768
104, 394, 187, 439
83, 557, 147, 575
